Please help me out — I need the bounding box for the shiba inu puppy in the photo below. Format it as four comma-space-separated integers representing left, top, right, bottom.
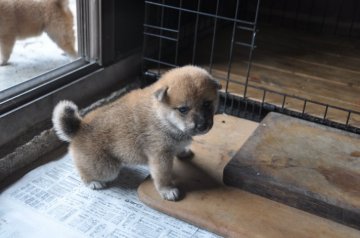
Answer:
0, 0, 76, 65
52, 66, 221, 201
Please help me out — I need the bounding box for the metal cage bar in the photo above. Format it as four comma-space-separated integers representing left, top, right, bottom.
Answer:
142, 0, 360, 134
208, 0, 220, 73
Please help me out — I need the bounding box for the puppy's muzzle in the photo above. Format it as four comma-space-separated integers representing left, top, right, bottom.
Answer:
194, 118, 213, 135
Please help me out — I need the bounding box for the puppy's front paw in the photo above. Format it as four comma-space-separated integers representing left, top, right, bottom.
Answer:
159, 187, 181, 201
88, 181, 107, 190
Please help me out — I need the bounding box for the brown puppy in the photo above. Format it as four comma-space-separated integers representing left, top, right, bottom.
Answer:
52, 66, 221, 201
0, 0, 76, 65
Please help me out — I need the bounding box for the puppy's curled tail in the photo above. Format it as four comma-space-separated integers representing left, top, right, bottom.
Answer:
52, 100, 82, 142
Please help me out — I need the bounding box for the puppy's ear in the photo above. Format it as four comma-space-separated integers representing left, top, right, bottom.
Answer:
211, 78, 222, 90
154, 86, 168, 101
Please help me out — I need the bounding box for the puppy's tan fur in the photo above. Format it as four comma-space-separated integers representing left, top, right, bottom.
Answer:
52, 66, 221, 201
0, 0, 76, 65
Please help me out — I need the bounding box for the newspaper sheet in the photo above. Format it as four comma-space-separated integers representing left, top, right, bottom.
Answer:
0, 154, 221, 238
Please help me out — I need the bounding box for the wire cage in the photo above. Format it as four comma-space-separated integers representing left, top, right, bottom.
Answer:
142, 0, 360, 134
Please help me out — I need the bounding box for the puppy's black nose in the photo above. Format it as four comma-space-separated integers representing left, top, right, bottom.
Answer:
194, 116, 213, 133
196, 122, 208, 132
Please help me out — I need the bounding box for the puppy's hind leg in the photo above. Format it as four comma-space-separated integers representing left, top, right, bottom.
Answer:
70, 148, 121, 190
88, 181, 107, 190
45, 14, 77, 58
0, 35, 15, 66
46, 26, 77, 58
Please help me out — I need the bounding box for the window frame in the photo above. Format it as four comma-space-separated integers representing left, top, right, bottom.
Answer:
0, 0, 144, 157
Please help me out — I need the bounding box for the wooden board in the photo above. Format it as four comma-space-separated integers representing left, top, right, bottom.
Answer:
224, 112, 360, 230
138, 114, 360, 237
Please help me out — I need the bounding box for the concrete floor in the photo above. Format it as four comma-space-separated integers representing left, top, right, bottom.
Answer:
0, 0, 77, 92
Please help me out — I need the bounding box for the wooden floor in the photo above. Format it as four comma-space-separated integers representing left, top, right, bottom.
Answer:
138, 115, 360, 237
193, 26, 360, 128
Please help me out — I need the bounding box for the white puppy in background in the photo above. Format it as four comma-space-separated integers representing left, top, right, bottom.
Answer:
0, 0, 76, 65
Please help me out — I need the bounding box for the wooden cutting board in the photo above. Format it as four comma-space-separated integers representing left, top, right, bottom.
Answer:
138, 114, 360, 237
224, 112, 360, 230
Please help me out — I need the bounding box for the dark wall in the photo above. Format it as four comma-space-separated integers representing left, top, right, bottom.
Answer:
99, 0, 144, 66
115, 0, 145, 58
258, 0, 360, 37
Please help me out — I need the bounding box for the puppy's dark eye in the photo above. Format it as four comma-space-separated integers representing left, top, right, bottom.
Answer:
177, 106, 190, 114
203, 101, 212, 107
